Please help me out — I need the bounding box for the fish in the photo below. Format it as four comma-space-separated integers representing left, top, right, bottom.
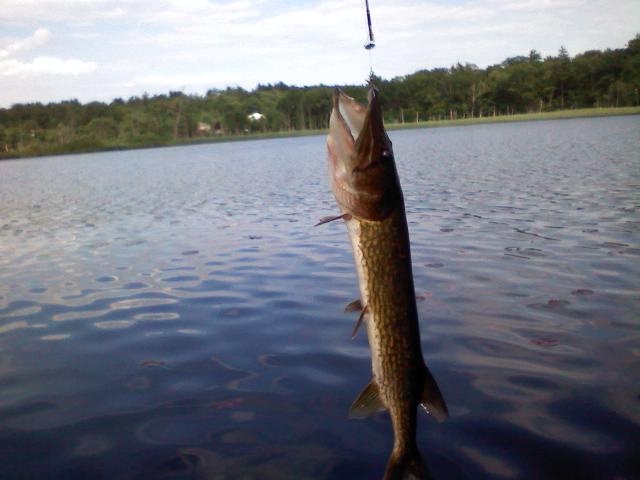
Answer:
322, 85, 448, 480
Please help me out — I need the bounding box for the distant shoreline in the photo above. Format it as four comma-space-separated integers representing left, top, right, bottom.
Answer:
386, 106, 640, 129
2, 106, 639, 160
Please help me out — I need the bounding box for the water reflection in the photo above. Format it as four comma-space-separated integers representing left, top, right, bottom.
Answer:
0, 116, 638, 478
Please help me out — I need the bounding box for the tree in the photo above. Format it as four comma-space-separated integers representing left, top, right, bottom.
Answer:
2, 34, 639, 158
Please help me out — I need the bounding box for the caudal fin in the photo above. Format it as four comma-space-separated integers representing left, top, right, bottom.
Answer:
384, 448, 432, 480
383, 367, 444, 479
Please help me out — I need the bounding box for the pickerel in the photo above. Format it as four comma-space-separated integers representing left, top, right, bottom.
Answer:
322, 86, 447, 480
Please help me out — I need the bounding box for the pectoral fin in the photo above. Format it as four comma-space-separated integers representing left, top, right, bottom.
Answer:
315, 213, 352, 226
348, 379, 385, 419
419, 366, 448, 423
351, 304, 368, 338
344, 299, 362, 312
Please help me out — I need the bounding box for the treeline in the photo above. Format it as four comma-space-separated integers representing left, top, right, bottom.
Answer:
1, 34, 638, 158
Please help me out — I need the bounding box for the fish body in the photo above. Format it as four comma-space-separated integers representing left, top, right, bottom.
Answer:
325, 86, 447, 479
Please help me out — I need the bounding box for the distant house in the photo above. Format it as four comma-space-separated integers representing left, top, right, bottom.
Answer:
247, 112, 265, 122
196, 122, 212, 134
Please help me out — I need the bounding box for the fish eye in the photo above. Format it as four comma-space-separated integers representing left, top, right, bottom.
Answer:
379, 151, 393, 163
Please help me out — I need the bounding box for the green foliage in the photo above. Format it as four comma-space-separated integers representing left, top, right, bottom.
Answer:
1, 34, 639, 158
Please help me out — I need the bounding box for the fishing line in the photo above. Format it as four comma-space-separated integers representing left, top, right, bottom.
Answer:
362, 0, 376, 81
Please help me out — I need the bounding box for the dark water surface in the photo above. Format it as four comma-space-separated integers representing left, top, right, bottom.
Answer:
1, 116, 638, 479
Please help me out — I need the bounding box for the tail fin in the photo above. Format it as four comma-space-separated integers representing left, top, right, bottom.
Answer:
384, 366, 444, 479
384, 448, 432, 480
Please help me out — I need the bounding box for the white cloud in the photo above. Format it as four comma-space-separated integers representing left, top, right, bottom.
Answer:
0, 0, 129, 24
0, 0, 257, 26
0, 28, 96, 80
0, 27, 51, 58
126, 72, 243, 89
7, 27, 51, 53
0, 56, 97, 76
0, 0, 639, 106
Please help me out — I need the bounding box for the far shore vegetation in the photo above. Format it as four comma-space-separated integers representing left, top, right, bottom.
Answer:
2, 34, 639, 159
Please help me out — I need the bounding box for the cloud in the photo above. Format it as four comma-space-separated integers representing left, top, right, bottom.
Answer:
1, 0, 639, 106
8, 27, 51, 52
0, 28, 96, 78
0, 56, 97, 76
125, 72, 242, 89
0, 0, 256, 26
0, 27, 51, 58
0, 0, 127, 24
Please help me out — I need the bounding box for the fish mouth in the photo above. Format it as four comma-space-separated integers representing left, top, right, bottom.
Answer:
327, 86, 400, 221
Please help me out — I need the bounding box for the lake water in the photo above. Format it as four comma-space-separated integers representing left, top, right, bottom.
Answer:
0, 115, 638, 479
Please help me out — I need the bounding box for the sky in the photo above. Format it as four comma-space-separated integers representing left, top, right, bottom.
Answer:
1, 0, 639, 107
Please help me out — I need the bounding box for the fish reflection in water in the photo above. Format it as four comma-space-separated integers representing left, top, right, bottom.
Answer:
321, 85, 448, 479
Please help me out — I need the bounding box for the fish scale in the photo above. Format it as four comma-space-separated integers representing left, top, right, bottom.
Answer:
351, 206, 423, 455
324, 86, 447, 480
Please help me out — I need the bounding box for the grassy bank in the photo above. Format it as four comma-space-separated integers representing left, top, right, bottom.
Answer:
2, 106, 639, 160
386, 106, 640, 130
0, 128, 327, 161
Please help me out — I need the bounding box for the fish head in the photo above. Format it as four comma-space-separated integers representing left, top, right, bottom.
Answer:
327, 86, 401, 221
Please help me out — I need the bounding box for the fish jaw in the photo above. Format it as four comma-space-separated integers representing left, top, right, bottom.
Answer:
327, 87, 401, 221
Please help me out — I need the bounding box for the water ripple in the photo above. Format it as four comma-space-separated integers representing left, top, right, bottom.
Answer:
0, 118, 638, 479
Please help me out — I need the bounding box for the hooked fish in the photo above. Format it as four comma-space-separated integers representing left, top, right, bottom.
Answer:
321, 86, 448, 480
